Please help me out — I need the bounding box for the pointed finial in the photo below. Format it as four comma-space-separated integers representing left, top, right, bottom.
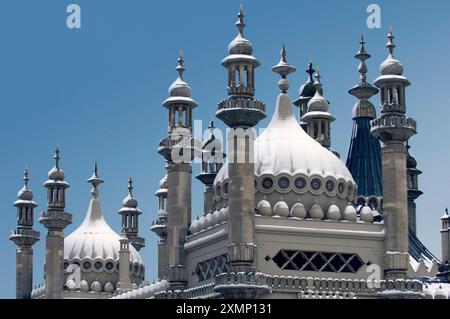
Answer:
176, 49, 185, 79
87, 162, 104, 198
306, 60, 315, 82
446, 208, 449, 215
387, 26, 396, 56
355, 35, 371, 83
315, 69, 322, 84
23, 169, 29, 189
127, 177, 134, 196
208, 120, 215, 130
236, 4, 246, 36
272, 45, 296, 93
54, 145, 61, 169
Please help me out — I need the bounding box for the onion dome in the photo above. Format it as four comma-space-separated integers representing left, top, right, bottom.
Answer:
122, 178, 138, 209
309, 203, 324, 220
360, 205, 374, 223
307, 70, 329, 112
163, 50, 198, 108
442, 209, 450, 221
291, 203, 307, 219
380, 27, 404, 76
48, 146, 65, 181
228, 5, 253, 56
343, 204, 358, 222
64, 164, 144, 290
273, 201, 289, 217
298, 62, 317, 98
16, 169, 35, 203
326, 204, 341, 221
257, 200, 272, 216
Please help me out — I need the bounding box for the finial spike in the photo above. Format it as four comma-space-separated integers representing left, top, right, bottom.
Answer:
94, 162, 98, 177
127, 177, 134, 196
54, 145, 61, 169
176, 50, 185, 79
281, 44, 287, 63
387, 26, 396, 56
23, 169, 29, 189
236, 4, 246, 35
87, 162, 104, 198
306, 61, 315, 82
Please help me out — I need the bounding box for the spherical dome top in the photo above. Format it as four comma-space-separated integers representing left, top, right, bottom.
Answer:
214, 93, 356, 215
307, 90, 329, 112
48, 166, 65, 181
168, 77, 192, 98
299, 82, 316, 99
380, 56, 403, 76
122, 194, 138, 208
228, 34, 253, 55
17, 186, 33, 201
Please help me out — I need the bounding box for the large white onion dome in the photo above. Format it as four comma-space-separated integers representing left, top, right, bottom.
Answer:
380, 27, 404, 76
214, 47, 356, 218
64, 165, 144, 293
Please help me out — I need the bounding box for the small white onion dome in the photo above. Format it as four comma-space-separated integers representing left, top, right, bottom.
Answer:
90, 281, 102, 293
380, 56, 403, 76
168, 77, 192, 98
327, 204, 341, 221
307, 79, 329, 112
257, 200, 272, 216
17, 186, 33, 201
360, 206, 374, 223
218, 208, 228, 223
210, 211, 220, 227
309, 203, 324, 220
80, 280, 89, 292
205, 213, 214, 228
48, 166, 65, 181
67, 279, 76, 291
189, 217, 201, 234
104, 282, 115, 293
343, 204, 358, 222
273, 201, 289, 217
229, 33, 253, 55
290, 203, 307, 219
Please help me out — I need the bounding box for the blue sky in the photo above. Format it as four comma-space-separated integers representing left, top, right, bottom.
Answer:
1, 0, 450, 298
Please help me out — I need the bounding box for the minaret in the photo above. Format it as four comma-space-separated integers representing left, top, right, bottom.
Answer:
117, 234, 132, 292
151, 175, 168, 280
406, 143, 423, 235
10, 170, 40, 299
294, 61, 316, 131
371, 28, 417, 281
119, 178, 145, 251
196, 121, 225, 216
346, 36, 383, 199
39, 147, 73, 299
216, 5, 266, 274
301, 70, 335, 149
439, 209, 450, 279
157, 50, 197, 290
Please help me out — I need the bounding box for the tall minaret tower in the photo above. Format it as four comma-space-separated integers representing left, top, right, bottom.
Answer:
346, 36, 382, 200
301, 70, 335, 149
157, 50, 197, 290
10, 170, 40, 299
151, 175, 168, 280
371, 28, 417, 281
439, 209, 450, 280
39, 147, 73, 299
119, 178, 145, 251
216, 5, 266, 274
196, 121, 225, 216
294, 62, 316, 131
406, 143, 423, 235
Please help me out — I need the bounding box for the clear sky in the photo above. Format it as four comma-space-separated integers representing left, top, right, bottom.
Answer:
1, 0, 450, 298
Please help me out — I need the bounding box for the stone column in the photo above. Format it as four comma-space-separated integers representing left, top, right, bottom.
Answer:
158, 237, 168, 280
381, 142, 409, 280
117, 236, 132, 292
203, 185, 214, 216
227, 128, 256, 273
166, 162, 191, 289
15, 246, 34, 299
44, 229, 65, 299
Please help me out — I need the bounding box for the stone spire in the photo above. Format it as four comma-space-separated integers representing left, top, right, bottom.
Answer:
346, 36, 382, 200
301, 69, 335, 150
151, 175, 168, 280
158, 51, 197, 290
119, 178, 145, 251
196, 121, 226, 216
371, 28, 417, 281
438, 209, 450, 280
10, 169, 40, 299
39, 147, 72, 299
294, 61, 317, 130
117, 233, 132, 293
